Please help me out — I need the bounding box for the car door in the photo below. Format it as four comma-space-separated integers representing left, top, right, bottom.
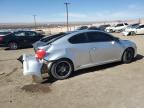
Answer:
87, 31, 123, 65
26, 31, 42, 45
68, 32, 92, 68
14, 31, 29, 46
136, 25, 144, 34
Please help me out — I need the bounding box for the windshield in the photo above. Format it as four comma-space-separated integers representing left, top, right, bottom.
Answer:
115, 24, 123, 27
0, 32, 11, 35
77, 26, 88, 30
40, 33, 65, 42
127, 24, 139, 28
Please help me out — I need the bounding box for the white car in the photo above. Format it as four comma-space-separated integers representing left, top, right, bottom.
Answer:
105, 25, 115, 32
123, 24, 144, 36
113, 23, 128, 32
105, 23, 128, 33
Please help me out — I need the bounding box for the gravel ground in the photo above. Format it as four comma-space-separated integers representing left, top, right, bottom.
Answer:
0, 33, 144, 108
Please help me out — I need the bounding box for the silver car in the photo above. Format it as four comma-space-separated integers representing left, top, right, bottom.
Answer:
21, 30, 137, 82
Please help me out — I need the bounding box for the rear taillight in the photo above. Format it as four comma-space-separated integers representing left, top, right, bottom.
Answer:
0, 37, 3, 41
35, 49, 46, 59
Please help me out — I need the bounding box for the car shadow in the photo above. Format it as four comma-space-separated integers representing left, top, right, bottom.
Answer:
4, 46, 33, 51
133, 54, 144, 62
43, 54, 144, 84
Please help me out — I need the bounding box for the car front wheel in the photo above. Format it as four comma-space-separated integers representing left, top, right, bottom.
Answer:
122, 48, 134, 63
49, 59, 73, 80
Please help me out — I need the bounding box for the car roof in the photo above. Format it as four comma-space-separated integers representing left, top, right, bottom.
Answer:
74, 29, 103, 33
14, 30, 36, 33
58, 30, 106, 38
51, 29, 114, 45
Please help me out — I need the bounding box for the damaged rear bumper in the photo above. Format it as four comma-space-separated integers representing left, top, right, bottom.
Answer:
21, 54, 49, 83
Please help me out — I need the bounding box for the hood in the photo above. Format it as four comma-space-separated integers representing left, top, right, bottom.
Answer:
113, 26, 127, 30
106, 26, 115, 30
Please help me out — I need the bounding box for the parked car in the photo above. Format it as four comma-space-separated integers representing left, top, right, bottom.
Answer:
105, 25, 116, 32
99, 24, 111, 31
87, 26, 101, 30
76, 26, 88, 30
35, 29, 45, 35
105, 23, 128, 33
0, 31, 13, 46
123, 24, 144, 36
0, 31, 12, 36
126, 23, 140, 29
122, 23, 140, 36
113, 23, 128, 32
20, 30, 137, 82
0, 31, 44, 50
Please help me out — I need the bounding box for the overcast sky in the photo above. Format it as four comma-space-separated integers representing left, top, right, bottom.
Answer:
0, 0, 143, 23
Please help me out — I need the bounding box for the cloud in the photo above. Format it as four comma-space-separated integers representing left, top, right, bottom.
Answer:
44, 4, 144, 22
88, 5, 144, 21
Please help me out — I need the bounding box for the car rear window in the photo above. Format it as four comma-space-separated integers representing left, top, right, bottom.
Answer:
40, 32, 70, 43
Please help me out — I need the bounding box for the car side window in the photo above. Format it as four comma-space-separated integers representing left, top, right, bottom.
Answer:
116, 24, 123, 27
27, 31, 37, 36
14, 32, 25, 37
87, 32, 114, 42
68, 33, 88, 44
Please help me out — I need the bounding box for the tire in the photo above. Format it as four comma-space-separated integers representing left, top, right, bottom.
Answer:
49, 59, 73, 80
131, 31, 136, 36
122, 48, 134, 63
8, 42, 18, 50
109, 29, 113, 32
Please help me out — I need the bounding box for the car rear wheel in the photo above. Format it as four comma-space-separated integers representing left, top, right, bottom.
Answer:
122, 48, 134, 63
131, 31, 136, 36
8, 42, 18, 50
49, 59, 73, 80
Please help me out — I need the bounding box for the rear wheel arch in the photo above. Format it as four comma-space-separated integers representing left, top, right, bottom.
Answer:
54, 58, 74, 70
48, 58, 74, 80
47, 57, 75, 72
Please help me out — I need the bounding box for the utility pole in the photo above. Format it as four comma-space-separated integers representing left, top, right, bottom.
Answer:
139, 18, 141, 24
64, 2, 70, 31
33, 15, 37, 30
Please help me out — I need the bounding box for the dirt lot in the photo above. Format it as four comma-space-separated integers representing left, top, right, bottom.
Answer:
0, 33, 144, 108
